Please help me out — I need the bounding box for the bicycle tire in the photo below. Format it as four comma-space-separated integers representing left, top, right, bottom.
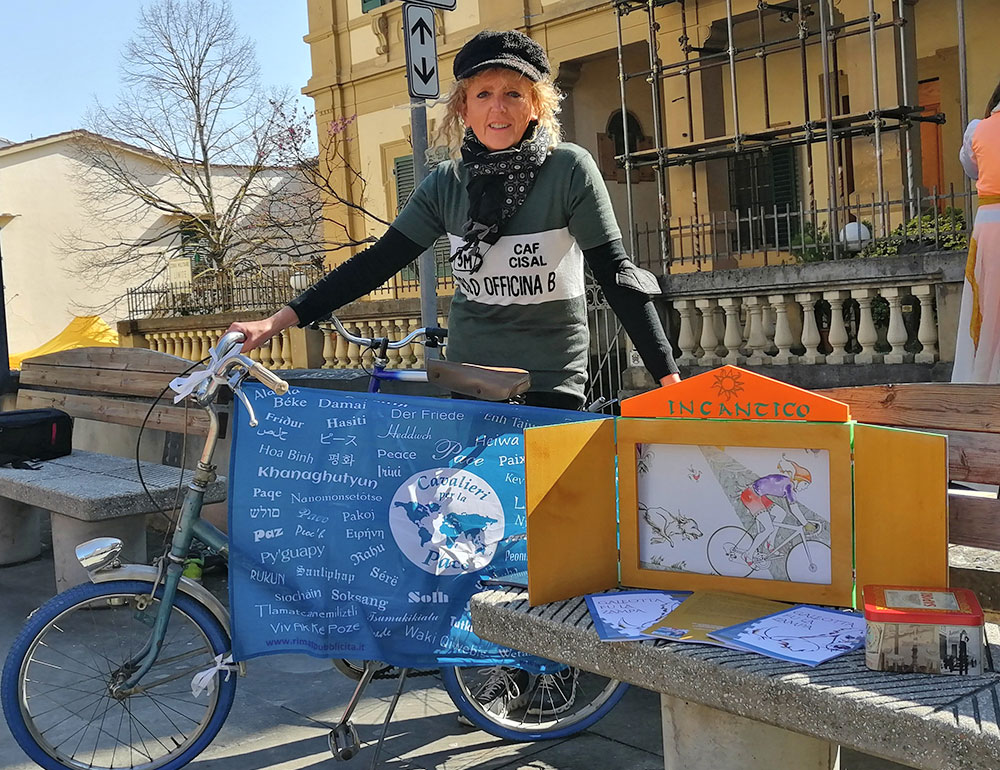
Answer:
706, 526, 755, 577
785, 541, 832, 584
2, 579, 237, 770
441, 665, 628, 741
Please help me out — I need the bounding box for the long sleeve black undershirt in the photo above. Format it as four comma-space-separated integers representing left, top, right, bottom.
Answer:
583, 239, 679, 380
288, 228, 678, 380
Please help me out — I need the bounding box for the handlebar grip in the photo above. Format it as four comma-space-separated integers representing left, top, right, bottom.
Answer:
249, 362, 289, 395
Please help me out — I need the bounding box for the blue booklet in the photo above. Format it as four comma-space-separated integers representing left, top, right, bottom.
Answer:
708, 605, 865, 666
586, 590, 691, 642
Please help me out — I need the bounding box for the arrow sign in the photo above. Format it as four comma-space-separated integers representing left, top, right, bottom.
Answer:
406, 0, 456, 9
403, 4, 439, 99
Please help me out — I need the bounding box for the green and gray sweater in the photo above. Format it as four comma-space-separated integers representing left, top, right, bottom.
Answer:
289, 143, 677, 405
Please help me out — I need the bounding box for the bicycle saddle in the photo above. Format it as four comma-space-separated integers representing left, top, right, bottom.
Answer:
426, 358, 531, 402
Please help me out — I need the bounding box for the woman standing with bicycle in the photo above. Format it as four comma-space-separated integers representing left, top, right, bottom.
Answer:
230, 28, 680, 724
231, 29, 680, 409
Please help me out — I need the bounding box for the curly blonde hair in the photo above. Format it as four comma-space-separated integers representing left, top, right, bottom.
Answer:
434, 70, 563, 157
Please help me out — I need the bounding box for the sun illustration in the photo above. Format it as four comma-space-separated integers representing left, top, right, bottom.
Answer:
711, 369, 745, 402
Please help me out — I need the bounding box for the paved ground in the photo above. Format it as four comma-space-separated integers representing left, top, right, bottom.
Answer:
0, 542, 913, 770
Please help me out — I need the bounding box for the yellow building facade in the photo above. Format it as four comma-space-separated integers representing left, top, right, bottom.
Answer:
303, 0, 997, 289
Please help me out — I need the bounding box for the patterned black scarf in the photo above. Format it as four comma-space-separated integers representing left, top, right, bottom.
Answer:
451, 122, 550, 275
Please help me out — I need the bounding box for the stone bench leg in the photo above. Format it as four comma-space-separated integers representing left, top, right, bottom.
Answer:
661, 695, 840, 770
51, 512, 147, 591
0, 500, 43, 565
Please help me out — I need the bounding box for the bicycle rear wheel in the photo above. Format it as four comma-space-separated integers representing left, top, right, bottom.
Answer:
2, 579, 236, 770
441, 664, 628, 741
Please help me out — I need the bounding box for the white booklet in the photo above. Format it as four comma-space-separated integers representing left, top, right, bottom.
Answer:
586, 590, 690, 642
708, 605, 865, 666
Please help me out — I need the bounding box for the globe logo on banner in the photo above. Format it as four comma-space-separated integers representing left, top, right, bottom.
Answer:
389, 468, 505, 575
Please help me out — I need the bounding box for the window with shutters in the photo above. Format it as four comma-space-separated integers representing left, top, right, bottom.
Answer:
728, 146, 799, 249
597, 111, 655, 183
393, 154, 453, 287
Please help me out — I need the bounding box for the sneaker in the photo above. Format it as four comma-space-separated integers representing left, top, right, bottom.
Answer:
526, 668, 578, 717
472, 666, 530, 716
182, 557, 204, 584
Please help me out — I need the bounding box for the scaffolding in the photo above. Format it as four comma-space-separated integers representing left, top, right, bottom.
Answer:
611, 0, 962, 270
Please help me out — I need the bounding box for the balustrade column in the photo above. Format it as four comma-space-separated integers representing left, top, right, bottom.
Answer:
180, 332, 193, 361
412, 319, 426, 369
346, 325, 362, 369
881, 287, 909, 365
823, 290, 851, 365
851, 288, 881, 365
320, 324, 336, 368
761, 301, 778, 356
259, 337, 273, 368
281, 330, 295, 369
335, 327, 350, 368
743, 296, 770, 364
768, 294, 796, 365
795, 292, 824, 364
695, 299, 721, 366
197, 331, 212, 361
272, 334, 285, 369
718, 297, 744, 365
674, 299, 700, 367
912, 284, 939, 363
146, 333, 161, 353
394, 319, 413, 368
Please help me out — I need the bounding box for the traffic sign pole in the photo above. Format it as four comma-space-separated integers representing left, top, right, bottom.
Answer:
402, 2, 442, 345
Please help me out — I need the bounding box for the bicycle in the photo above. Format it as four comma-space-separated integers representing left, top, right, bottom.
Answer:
1, 319, 628, 770
706, 514, 830, 582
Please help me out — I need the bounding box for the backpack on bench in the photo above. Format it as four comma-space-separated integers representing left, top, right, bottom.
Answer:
0, 408, 73, 468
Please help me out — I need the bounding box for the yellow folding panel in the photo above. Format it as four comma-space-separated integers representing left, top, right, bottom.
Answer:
853, 423, 949, 590
525, 419, 618, 606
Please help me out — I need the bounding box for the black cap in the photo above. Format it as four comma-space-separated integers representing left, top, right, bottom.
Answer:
453, 29, 551, 82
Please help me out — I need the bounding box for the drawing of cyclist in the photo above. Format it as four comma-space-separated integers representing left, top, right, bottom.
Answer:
736, 457, 813, 563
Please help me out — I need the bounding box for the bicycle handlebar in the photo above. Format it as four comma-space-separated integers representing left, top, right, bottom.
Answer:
328, 315, 446, 350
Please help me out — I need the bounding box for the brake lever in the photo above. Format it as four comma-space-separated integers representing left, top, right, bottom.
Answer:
229, 372, 258, 426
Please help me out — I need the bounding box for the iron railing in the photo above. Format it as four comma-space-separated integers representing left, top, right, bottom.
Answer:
632, 188, 975, 275
126, 267, 328, 318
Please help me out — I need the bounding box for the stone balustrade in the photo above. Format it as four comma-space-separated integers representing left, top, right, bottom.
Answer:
143, 328, 298, 370
661, 252, 964, 373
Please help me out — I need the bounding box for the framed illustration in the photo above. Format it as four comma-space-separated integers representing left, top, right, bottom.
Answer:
617, 418, 854, 606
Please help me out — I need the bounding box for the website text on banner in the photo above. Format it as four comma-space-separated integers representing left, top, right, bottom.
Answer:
227, 385, 603, 668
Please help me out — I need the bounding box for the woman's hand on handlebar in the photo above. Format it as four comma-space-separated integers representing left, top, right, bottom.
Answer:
226, 306, 300, 352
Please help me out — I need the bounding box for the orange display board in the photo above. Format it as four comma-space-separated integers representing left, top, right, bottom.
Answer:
621, 365, 851, 423
524, 366, 950, 609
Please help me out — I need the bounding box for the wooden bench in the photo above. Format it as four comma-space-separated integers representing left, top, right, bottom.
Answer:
470, 382, 1000, 770
0, 347, 227, 589
819, 382, 1000, 608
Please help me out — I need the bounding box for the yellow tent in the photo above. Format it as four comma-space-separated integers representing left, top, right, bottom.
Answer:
10, 316, 119, 369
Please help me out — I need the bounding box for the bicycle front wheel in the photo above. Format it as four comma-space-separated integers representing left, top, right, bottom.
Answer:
442, 664, 628, 741
2, 579, 236, 770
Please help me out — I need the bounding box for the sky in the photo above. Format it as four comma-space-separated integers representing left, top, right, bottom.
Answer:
1, 1, 313, 145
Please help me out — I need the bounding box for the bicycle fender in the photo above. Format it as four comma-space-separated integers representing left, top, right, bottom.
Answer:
87, 564, 232, 636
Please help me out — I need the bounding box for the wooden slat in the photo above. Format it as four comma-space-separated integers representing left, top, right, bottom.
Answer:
19, 364, 182, 399
20, 347, 195, 374
950, 492, 1000, 550
17, 390, 211, 435
819, 383, 1000, 433
942, 429, 1000, 484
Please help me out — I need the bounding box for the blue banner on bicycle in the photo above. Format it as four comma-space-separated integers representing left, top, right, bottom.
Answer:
227, 384, 604, 668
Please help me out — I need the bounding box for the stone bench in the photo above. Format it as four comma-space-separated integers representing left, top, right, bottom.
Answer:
0, 347, 227, 589
471, 586, 1000, 770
